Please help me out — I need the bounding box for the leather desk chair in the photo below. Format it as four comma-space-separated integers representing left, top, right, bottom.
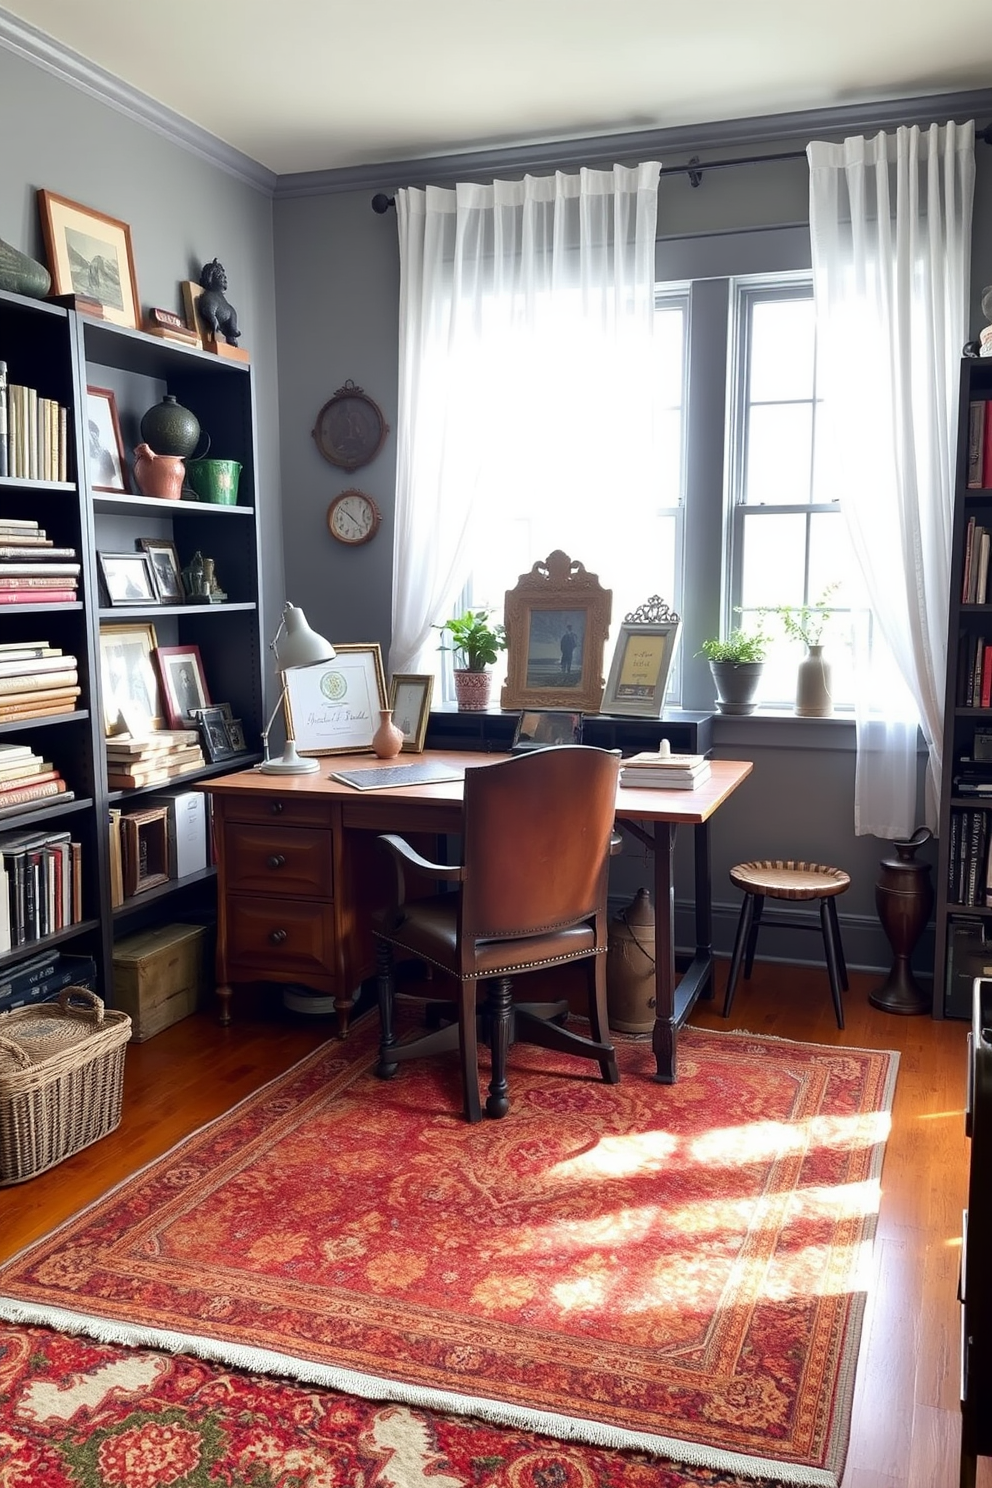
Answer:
372, 745, 621, 1121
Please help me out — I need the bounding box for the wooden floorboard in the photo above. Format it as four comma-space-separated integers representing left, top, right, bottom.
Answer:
0, 963, 984, 1486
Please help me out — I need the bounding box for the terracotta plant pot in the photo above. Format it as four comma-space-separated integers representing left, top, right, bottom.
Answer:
453, 669, 492, 712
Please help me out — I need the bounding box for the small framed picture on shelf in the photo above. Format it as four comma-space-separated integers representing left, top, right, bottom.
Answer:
226, 717, 247, 753
99, 622, 163, 735
38, 189, 140, 329
193, 704, 238, 764
86, 387, 129, 493
138, 538, 185, 604
389, 673, 434, 752
154, 644, 211, 729
97, 551, 157, 607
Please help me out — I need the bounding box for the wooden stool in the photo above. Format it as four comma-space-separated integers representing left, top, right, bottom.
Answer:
723, 860, 851, 1028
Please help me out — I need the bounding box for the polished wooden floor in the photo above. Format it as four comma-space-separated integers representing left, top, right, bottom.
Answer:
0, 962, 984, 1488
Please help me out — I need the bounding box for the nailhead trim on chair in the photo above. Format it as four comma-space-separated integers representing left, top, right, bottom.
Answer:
372, 939, 607, 982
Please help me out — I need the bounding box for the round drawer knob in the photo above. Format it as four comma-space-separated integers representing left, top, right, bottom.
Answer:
270, 801, 284, 815
267, 854, 286, 870
269, 928, 288, 945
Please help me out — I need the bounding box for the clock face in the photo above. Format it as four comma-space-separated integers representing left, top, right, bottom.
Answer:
327, 490, 381, 546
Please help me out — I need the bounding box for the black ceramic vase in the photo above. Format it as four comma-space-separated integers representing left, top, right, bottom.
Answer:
869, 825, 933, 1014
139, 395, 203, 458
0, 236, 51, 298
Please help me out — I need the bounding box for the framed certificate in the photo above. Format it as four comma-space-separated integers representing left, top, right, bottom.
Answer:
283, 643, 387, 755
602, 599, 682, 717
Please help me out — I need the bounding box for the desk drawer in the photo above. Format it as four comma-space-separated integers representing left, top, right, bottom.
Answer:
220, 795, 337, 829
226, 894, 336, 978
223, 823, 333, 898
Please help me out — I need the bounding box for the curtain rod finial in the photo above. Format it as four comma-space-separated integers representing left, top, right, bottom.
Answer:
371, 193, 396, 214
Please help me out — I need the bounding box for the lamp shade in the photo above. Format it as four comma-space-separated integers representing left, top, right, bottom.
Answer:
272, 603, 335, 669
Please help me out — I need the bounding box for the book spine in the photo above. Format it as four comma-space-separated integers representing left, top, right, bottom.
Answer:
0, 590, 76, 605
0, 545, 77, 560
0, 668, 77, 694
984, 400, 992, 490
0, 573, 75, 588
967, 810, 986, 906
969, 401, 987, 488
949, 808, 961, 896
0, 779, 65, 810
0, 359, 7, 479
71, 840, 82, 922
0, 561, 80, 575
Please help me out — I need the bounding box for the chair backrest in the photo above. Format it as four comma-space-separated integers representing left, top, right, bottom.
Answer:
460, 745, 620, 943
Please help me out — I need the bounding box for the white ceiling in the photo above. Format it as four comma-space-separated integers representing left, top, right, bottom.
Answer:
4, 0, 992, 177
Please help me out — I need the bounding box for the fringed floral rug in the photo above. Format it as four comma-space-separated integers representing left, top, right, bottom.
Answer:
0, 1020, 897, 1487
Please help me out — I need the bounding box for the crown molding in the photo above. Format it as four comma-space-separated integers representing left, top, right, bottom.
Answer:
0, 6, 277, 195
275, 86, 992, 200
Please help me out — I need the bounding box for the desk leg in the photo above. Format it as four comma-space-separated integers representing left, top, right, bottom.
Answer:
694, 820, 714, 999
651, 821, 678, 1084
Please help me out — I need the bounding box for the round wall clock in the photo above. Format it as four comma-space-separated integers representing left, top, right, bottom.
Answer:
312, 380, 389, 471
327, 489, 382, 546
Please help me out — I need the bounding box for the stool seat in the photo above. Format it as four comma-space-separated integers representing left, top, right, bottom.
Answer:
730, 860, 851, 901
724, 859, 851, 1028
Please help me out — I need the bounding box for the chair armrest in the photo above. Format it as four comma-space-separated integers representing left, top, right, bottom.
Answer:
377, 833, 464, 916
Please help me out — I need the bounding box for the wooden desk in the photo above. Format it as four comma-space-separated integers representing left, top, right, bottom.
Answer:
199, 752, 752, 1082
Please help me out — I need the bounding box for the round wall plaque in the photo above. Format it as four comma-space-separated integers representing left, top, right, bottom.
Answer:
312, 380, 388, 471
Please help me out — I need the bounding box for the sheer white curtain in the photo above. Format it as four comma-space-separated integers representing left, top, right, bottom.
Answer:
807, 122, 974, 837
389, 163, 661, 677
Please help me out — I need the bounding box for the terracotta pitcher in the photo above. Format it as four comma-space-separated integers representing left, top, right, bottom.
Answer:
133, 443, 185, 501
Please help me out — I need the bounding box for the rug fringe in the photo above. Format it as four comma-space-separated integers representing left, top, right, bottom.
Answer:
0, 1298, 837, 1487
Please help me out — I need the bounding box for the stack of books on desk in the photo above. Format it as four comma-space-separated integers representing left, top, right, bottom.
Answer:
106, 729, 204, 791
620, 749, 711, 790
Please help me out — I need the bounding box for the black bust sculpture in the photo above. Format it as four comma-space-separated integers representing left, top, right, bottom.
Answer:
197, 259, 241, 346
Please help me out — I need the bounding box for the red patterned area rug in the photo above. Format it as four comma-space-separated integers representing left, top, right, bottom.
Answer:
0, 1019, 897, 1488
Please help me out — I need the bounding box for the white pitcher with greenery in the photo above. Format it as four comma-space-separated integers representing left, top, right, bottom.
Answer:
761, 586, 838, 717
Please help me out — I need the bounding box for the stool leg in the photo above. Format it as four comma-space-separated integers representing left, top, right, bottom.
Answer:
820, 898, 845, 1029
743, 894, 765, 979
723, 894, 755, 1017
825, 896, 849, 990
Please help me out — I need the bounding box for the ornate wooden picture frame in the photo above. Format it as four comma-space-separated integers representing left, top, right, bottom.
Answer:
602, 597, 682, 717
500, 550, 612, 714
38, 190, 139, 328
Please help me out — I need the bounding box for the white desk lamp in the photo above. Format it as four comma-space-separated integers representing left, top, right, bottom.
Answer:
259, 603, 336, 774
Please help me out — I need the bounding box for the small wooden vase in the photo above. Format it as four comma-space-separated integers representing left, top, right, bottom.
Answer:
372, 709, 404, 759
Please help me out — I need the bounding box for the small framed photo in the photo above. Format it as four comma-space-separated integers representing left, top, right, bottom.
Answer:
138, 538, 185, 604
154, 644, 211, 729
98, 622, 163, 735
86, 386, 129, 493
38, 190, 140, 328
226, 717, 247, 753
284, 643, 387, 755
97, 551, 157, 607
602, 601, 682, 717
195, 704, 238, 763
389, 673, 433, 752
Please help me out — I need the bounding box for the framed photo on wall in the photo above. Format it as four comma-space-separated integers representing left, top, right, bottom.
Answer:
389, 673, 433, 752
602, 599, 683, 717
500, 549, 612, 715
38, 190, 140, 328
284, 643, 387, 755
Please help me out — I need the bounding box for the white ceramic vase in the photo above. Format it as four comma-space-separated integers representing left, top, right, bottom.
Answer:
795, 644, 833, 717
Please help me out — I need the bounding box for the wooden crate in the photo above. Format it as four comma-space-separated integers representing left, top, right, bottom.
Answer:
112, 923, 206, 1042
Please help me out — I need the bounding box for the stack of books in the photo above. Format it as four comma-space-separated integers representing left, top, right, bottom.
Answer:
0, 741, 74, 821
0, 518, 80, 604
619, 747, 712, 790
106, 729, 205, 791
0, 950, 96, 1013
0, 361, 70, 481
0, 823, 82, 949
0, 642, 81, 723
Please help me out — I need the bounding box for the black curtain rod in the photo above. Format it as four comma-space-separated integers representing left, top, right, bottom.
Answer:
371, 122, 992, 212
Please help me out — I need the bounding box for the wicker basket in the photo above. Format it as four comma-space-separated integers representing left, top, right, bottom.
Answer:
0, 987, 131, 1186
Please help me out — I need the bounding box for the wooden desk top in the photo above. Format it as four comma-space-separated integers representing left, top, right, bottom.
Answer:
201, 751, 753, 826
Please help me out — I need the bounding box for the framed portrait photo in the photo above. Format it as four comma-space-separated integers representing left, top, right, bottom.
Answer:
97, 550, 157, 607
86, 386, 129, 493
194, 704, 238, 764
38, 190, 139, 328
389, 673, 433, 752
154, 644, 211, 729
284, 642, 387, 756
501, 549, 612, 715
98, 622, 163, 735
602, 600, 683, 717
138, 538, 185, 604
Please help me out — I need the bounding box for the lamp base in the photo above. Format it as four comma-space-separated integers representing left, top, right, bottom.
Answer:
258, 740, 320, 775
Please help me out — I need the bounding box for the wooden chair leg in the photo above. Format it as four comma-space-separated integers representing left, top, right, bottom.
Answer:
723, 893, 755, 1017
825, 895, 849, 989
743, 893, 764, 979
590, 952, 619, 1084
486, 977, 513, 1119
819, 897, 846, 1029
375, 939, 398, 1078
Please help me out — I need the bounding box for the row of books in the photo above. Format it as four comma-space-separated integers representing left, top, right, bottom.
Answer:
0, 949, 96, 1016
619, 747, 711, 790
947, 806, 992, 907
967, 400, 992, 491
0, 516, 80, 605
0, 362, 70, 481
956, 633, 992, 709
0, 642, 81, 730
106, 729, 205, 791
961, 516, 992, 604
0, 822, 83, 952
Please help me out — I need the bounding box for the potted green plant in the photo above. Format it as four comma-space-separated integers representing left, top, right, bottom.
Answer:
437, 608, 508, 711
697, 624, 768, 715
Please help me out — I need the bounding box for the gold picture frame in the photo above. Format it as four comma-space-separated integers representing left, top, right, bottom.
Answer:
284, 643, 387, 755
389, 673, 434, 752
602, 598, 683, 717
38, 190, 140, 328
500, 550, 612, 714
98, 622, 163, 736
